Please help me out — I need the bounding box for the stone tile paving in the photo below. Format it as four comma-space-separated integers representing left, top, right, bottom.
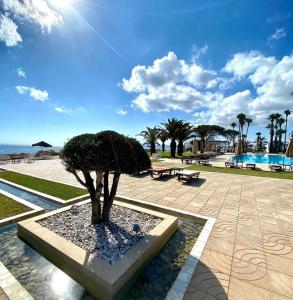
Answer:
2, 160, 293, 299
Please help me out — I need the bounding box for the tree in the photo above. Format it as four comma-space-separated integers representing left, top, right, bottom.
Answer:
267, 114, 275, 153
254, 132, 267, 152
273, 113, 282, 152
284, 109, 292, 151
194, 125, 225, 153
161, 118, 182, 158
276, 117, 285, 152
244, 117, 253, 152
158, 129, 168, 152
176, 122, 193, 156
230, 122, 237, 130
224, 129, 239, 151
61, 131, 151, 224
236, 113, 246, 139
138, 127, 160, 155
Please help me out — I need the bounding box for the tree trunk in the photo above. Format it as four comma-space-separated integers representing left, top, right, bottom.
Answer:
162, 142, 165, 152
269, 128, 274, 153
150, 142, 156, 155
284, 119, 288, 152
177, 140, 184, 156
200, 137, 205, 153
170, 139, 176, 158
102, 171, 120, 222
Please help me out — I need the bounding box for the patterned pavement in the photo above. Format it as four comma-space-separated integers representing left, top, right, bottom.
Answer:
2, 160, 293, 300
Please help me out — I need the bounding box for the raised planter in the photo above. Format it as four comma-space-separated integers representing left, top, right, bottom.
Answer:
18, 200, 178, 300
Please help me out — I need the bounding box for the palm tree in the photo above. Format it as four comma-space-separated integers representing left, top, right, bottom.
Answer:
138, 127, 159, 155
273, 113, 282, 152
284, 109, 292, 151
230, 122, 237, 130
236, 113, 246, 139
255, 132, 262, 152
158, 129, 168, 152
176, 122, 193, 156
276, 117, 285, 152
161, 118, 182, 158
244, 117, 253, 152
267, 114, 275, 153
230, 122, 237, 150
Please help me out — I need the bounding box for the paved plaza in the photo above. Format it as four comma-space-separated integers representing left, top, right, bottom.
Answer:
2, 159, 293, 299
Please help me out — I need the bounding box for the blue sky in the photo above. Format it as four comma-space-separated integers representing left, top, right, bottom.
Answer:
0, 0, 292, 146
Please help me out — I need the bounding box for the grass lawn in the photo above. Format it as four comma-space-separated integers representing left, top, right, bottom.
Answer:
0, 171, 87, 200
152, 161, 293, 180
0, 193, 31, 220
185, 165, 293, 180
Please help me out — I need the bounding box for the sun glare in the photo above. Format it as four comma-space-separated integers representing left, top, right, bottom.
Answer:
49, 0, 73, 9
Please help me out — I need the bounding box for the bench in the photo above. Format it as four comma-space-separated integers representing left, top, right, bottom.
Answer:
225, 161, 235, 168
176, 170, 200, 182
198, 160, 212, 166
245, 163, 256, 170
149, 167, 172, 178
269, 165, 283, 172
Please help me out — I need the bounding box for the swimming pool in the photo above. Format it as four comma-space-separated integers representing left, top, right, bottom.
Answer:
232, 153, 293, 165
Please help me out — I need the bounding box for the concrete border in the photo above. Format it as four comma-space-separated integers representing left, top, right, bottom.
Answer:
18, 199, 178, 300
0, 189, 44, 227
0, 178, 89, 206
0, 262, 33, 300
113, 195, 215, 300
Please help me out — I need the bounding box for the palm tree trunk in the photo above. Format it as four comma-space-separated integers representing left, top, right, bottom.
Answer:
177, 140, 184, 156
162, 141, 165, 152
170, 139, 176, 157
284, 118, 288, 152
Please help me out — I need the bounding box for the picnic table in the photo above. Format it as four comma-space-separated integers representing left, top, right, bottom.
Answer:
149, 167, 172, 178
176, 170, 200, 182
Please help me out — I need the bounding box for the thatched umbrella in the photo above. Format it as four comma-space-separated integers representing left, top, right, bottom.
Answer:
285, 137, 293, 157
235, 139, 243, 156
192, 139, 198, 154
32, 141, 52, 156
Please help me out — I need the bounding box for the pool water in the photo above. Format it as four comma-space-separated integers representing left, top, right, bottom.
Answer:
232, 153, 293, 165
0, 182, 204, 299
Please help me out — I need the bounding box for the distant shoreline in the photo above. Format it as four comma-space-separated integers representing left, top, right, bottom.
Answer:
0, 145, 62, 155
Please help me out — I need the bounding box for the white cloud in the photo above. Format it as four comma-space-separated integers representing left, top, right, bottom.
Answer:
191, 44, 208, 61
54, 107, 64, 112
122, 50, 293, 126
267, 27, 286, 46
2, 0, 63, 33
16, 67, 26, 78
0, 14, 22, 46
122, 51, 217, 112
16, 85, 49, 101
116, 108, 128, 116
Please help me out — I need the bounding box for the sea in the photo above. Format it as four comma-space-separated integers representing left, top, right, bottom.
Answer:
0, 144, 62, 155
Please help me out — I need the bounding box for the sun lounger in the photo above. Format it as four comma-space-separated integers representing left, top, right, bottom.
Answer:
269, 165, 283, 172
181, 158, 194, 164
245, 163, 256, 170
225, 161, 235, 168
149, 167, 172, 178
176, 170, 200, 182
198, 160, 212, 166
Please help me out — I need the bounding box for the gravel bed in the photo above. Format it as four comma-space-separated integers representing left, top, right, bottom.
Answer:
38, 204, 162, 264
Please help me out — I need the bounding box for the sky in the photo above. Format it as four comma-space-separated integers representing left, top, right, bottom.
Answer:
0, 0, 292, 146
